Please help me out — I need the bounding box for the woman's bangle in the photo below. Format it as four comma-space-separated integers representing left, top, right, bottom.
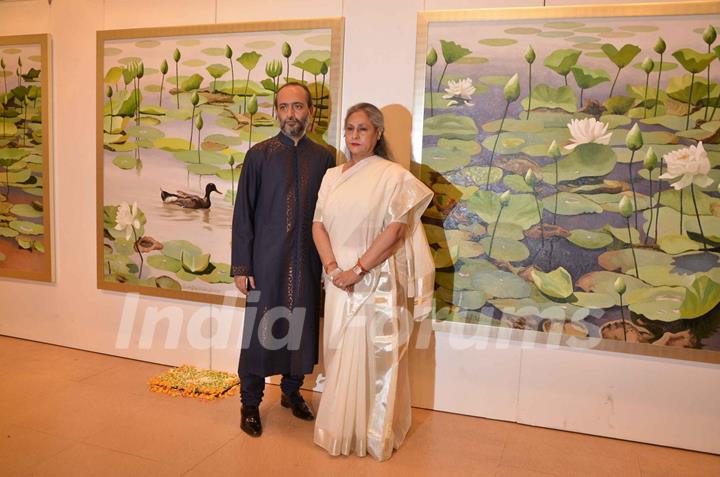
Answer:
324, 260, 338, 273
326, 268, 342, 279
357, 259, 369, 274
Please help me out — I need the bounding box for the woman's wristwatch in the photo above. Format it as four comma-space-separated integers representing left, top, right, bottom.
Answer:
351, 260, 369, 277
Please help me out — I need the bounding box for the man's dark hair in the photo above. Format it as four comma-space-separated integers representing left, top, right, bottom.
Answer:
274, 82, 313, 109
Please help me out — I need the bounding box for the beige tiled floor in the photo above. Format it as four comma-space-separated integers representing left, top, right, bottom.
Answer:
1, 335, 718, 477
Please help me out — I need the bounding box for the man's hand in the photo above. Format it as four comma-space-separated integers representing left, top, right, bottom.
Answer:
234, 275, 256, 295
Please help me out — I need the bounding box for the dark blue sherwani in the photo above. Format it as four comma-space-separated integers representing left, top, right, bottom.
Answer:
231, 132, 334, 389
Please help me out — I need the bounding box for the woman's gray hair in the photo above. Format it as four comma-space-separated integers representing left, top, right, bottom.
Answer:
344, 102, 393, 160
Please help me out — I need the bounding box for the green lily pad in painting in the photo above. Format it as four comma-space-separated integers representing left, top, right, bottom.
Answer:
629, 265, 695, 288
544, 48, 582, 77
482, 118, 544, 133
667, 75, 715, 105
478, 38, 517, 46
199, 263, 233, 284
471, 270, 532, 299
521, 85, 577, 113
657, 235, 703, 255
139, 106, 167, 116
567, 229, 614, 249
187, 163, 221, 175
180, 73, 204, 92
433, 247, 455, 268
627, 286, 685, 322
468, 191, 540, 230
16, 237, 32, 249
503, 174, 534, 193
601, 43, 641, 68
542, 192, 603, 215
175, 269, 198, 282
479, 236, 530, 262
483, 222, 525, 241
424, 224, 450, 245
571, 292, 615, 309
103, 116, 125, 134
587, 192, 651, 213
657, 189, 714, 216
598, 248, 673, 272
155, 276, 182, 290
0, 226, 18, 237
174, 150, 229, 166
163, 240, 202, 261
576, 271, 648, 305
10, 203, 42, 218
599, 114, 631, 129
604, 224, 640, 244
204, 134, 245, 147
433, 184, 478, 201
571, 65, 611, 90
541, 143, 616, 184
182, 252, 211, 274
436, 271, 474, 290
491, 296, 589, 322
437, 287, 487, 310
126, 124, 164, 140
453, 240, 485, 259
155, 137, 192, 151
423, 114, 478, 140
531, 267, 574, 300
603, 96, 636, 115
422, 147, 472, 173
672, 49, 716, 74
643, 207, 720, 242
9, 220, 43, 235
112, 155, 137, 170
216, 167, 242, 182
461, 166, 503, 185
680, 276, 720, 319
147, 254, 182, 273
478, 75, 512, 86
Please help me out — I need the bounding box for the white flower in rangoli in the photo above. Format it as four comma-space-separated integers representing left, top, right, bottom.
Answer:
114, 201, 141, 241
659, 142, 713, 190
565, 117, 612, 150
443, 77, 476, 106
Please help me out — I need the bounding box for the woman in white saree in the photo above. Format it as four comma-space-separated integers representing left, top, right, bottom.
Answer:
312, 103, 434, 461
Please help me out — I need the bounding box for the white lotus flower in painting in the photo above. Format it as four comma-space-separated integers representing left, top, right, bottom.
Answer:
443, 77, 475, 106
115, 201, 141, 241
659, 142, 713, 190
565, 117, 612, 150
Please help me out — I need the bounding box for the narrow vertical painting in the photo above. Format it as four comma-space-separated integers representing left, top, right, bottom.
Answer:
0, 34, 52, 282
97, 19, 343, 305
414, 2, 720, 362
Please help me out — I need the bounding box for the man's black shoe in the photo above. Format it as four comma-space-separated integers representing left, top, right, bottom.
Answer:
240, 405, 262, 437
280, 392, 315, 421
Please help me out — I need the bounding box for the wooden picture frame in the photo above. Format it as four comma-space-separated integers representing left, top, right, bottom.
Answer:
97, 19, 344, 306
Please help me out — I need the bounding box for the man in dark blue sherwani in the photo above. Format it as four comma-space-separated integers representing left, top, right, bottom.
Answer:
231, 83, 335, 437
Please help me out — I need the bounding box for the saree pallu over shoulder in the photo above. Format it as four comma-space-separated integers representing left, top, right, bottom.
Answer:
313, 157, 433, 461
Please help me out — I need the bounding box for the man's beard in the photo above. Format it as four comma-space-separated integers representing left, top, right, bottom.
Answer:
280, 115, 309, 138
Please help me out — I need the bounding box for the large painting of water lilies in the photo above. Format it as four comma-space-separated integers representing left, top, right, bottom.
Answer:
415, 2, 720, 361
97, 20, 343, 304
0, 34, 52, 282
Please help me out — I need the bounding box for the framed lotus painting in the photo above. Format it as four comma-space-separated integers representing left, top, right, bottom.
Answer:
97, 19, 344, 305
414, 2, 720, 362
0, 34, 52, 282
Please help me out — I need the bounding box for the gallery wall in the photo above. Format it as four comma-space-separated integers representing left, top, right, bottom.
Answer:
0, 0, 718, 454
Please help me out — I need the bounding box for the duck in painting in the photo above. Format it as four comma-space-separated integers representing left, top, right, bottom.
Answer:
160, 183, 220, 209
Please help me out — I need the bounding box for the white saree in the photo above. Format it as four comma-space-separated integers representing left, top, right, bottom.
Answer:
312, 156, 434, 461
